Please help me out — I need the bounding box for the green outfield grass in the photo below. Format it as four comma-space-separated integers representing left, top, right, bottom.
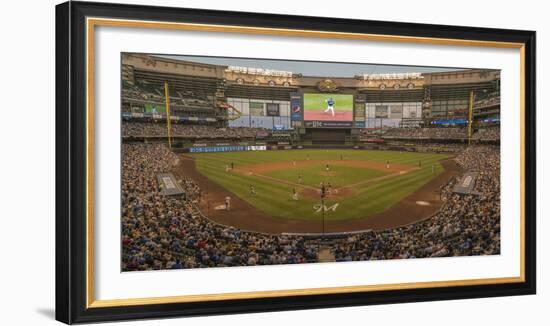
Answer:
189, 149, 449, 221
303, 93, 354, 111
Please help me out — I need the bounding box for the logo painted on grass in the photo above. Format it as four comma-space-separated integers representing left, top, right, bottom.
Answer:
313, 203, 339, 213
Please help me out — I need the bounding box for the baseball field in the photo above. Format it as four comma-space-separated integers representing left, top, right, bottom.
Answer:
184, 150, 451, 225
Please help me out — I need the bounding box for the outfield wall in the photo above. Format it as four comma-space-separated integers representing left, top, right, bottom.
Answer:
123, 135, 497, 153
122, 138, 475, 154
170, 143, 467, 154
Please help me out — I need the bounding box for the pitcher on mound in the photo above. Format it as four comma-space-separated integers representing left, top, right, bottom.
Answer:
324, 97, 335, 116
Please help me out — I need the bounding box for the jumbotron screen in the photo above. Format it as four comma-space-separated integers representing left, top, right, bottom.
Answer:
303, 93, 354, 121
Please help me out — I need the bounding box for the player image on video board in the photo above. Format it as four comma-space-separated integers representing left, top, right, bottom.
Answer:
303, 93, 354, 121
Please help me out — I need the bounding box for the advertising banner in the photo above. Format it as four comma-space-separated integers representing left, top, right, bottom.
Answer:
189, 146, 247, 153
290, 93, 303, 121
304, 121, 353, 128
354, 94, 366, 118
431, 119, 468, 125
247, 145, 267, 151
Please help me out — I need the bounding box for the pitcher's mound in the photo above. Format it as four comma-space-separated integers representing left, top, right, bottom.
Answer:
319, 171, 337, 177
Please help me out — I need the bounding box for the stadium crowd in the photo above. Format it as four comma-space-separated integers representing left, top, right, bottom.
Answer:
122, 121, 266, 138
413, 143, 467, 153
122, 142, 500, 270
383, 127, 468, 139
381, 126, 500, 141
473, 93, 500, 109
123, 82, 212, 107
121, 144, 317, 271
122, 121, 499, 141
472, 127, 500, 141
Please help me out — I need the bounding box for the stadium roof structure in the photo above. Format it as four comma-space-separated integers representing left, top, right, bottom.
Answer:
122, 53, 500, 117
155, 54, 468, 78
124, 54, 498, 87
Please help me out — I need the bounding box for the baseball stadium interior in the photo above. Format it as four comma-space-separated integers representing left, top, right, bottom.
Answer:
121, 53, 500, 271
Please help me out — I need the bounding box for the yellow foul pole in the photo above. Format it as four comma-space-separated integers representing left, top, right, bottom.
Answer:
164, 81, 172, 149
467, 90, 474, 146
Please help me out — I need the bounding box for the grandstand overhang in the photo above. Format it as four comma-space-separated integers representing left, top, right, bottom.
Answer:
123, 55, 500, 96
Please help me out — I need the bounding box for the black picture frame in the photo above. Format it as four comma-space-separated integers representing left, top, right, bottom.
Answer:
56, 1, 536, 324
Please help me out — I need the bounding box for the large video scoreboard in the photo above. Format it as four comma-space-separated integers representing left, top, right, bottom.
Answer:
291, 92, 358, 128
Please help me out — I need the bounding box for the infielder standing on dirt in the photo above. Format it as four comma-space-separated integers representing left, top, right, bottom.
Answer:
320, 182, 326, 198
225, 196, 231, 211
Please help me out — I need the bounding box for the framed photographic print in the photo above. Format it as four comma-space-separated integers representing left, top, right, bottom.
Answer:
56, 1, 536, 324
